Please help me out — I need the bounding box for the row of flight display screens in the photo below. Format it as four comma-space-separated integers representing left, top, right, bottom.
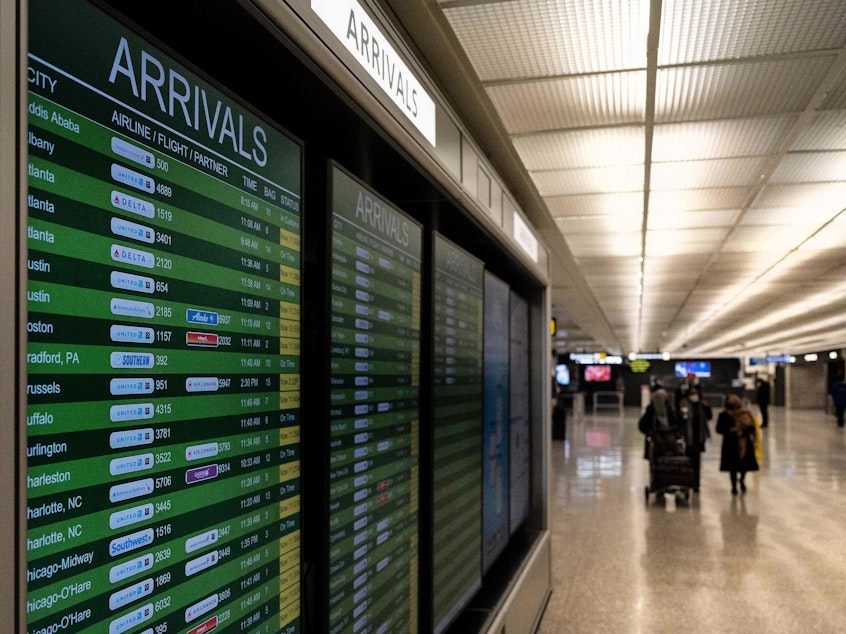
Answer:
556, 361, 712, 385
24, 3, 532, 634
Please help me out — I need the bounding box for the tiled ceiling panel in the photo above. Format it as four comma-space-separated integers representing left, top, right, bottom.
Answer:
704, 251, 781, 272
776, 248, 846, 275
818, 71, 846, 110
532, 164, 643, 196
443, 0, 649, 81
644, 257, 707, 280
643, 277, 698, 293
556, 214, 643, 235
741, 206, 838, 226
706, 279, 764, 297
545, 192, 643, 217
770, 151, 846, 183
655, 58, 834, 122
755, 182, 846, 208
691, 287, 757, 305
602, 295, 644, 309
577, 256, 642, 273
723, 224, 812, 252
640, 311, 682, 326
642, 291, 693, 307
659, 0, 846, 65
566, 232, 642, 257
583, 277, 638, 291
799, 213, 846, 250
650, 187, 750, 212
799, 234, 846, 251
645, 239, 724, 256
791, 111, 846, 150
567, 243, 642, 258
647, 209, 738, 230
651, 157, 768, 190
653, 116, 797, 161
486, 71, 646, 133
512, 126, 644, 170
648, 227, 729, 244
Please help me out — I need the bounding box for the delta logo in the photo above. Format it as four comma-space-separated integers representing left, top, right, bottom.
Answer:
111, 244, 153, 268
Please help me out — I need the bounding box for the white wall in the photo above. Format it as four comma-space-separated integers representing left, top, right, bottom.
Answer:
789, 362, 828, 410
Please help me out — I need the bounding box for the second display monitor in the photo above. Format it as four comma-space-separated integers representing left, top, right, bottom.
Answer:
327, 166, 422, 633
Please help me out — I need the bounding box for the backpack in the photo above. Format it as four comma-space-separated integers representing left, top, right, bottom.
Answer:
638, 405, 655, 434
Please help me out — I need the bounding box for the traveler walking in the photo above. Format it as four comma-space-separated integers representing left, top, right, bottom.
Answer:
755, 378, 771, 428
831, 373, 846, 428
716, 394, 759, 495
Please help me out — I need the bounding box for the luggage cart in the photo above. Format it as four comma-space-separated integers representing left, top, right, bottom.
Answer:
644, 427, 697, 503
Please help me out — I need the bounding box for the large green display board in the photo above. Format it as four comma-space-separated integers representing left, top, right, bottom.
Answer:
328, 166, 421, 634
26, 2, 302, 633
432, 234, 483, 634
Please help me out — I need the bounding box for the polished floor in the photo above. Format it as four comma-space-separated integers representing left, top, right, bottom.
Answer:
538, 406, 846, 633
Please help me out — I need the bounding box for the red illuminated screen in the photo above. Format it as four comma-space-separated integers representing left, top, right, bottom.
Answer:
584, 365, 611, 382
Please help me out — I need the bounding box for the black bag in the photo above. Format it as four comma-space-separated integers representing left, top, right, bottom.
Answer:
552, 401, 567, 439
638, 405, 654, 434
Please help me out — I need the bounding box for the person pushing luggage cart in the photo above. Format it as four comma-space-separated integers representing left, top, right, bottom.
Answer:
639, 383, 697, 503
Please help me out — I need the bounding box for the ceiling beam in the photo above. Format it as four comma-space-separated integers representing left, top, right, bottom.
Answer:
482, 47, 843, 88
637, 0, 663, 352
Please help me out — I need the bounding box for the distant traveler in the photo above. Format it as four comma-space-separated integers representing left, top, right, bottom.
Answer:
831, 374, 846, 428
716, 394, 759, 495
552, 393, 567, 439
755, 378, 771, 428
674, 373, 697, 409
677, 385, 712, 492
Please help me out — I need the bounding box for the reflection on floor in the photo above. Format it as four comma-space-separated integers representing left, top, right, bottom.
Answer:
538, 406, 846, 633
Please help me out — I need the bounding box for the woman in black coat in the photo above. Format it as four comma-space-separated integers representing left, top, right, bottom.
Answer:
716, 394, 759, 495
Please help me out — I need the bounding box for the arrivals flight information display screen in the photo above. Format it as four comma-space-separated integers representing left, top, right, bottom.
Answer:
431, 234, 483, 634
482, 272, 510, 573
26, 2, 302, 633
328, 166, 422, 634
508, 292, 530, 535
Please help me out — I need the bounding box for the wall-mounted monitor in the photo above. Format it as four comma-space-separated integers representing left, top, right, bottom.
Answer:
482, 271, 510, 573
26, 3, 303, 633
327, 165, 422, 633
584, 365, 612, 382
509, 291, 530, 535
432, 234, 483, 633
675, 361, 712, 378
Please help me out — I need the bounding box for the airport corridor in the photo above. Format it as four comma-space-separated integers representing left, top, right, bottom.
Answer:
539, 406, 846, 633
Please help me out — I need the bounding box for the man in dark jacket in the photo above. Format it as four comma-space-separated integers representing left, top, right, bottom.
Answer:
755, 378, 771, 428
677, 385, 712, 492
831, 376, 846, 428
